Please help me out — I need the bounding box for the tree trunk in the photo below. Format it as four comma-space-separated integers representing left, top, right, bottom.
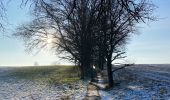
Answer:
80, 57, 92, 78
107, 55, 114, 87
79, 64, 85, 79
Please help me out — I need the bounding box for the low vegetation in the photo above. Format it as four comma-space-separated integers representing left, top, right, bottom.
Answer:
8, 65, 80, 84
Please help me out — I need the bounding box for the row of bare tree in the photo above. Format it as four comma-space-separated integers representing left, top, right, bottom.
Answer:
14, 0, 155, 87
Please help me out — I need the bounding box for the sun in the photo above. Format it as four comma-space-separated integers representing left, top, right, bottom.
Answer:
45, 36, 54, 49
47, 38, 52, 43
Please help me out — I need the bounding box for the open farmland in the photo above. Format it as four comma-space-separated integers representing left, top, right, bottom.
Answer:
0, 65, 88, 100
1, 64, 170, 100
100, 64, 170, 100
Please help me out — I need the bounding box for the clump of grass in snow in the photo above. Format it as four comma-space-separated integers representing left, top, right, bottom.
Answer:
8, 65, 80, 84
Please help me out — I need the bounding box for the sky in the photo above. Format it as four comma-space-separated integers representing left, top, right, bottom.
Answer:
0, 0, 170, 66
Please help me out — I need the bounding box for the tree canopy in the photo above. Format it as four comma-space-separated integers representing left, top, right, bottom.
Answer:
0, 1, 6, 32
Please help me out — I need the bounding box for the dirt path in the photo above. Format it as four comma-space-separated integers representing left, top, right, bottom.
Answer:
84, 83, 101, 100
84, 72, 108, 100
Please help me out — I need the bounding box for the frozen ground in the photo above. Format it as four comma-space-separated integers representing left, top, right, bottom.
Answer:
0, 67, 88, 100
100, 64, 170, 100
1, 65, 170, 100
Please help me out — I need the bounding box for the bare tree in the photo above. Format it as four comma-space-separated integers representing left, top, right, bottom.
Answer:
15, 0, 100, 79
95, 0, 155, 87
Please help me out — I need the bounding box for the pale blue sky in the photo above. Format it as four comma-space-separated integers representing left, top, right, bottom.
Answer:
126, 0, 170, 64
0, 0, 170, 66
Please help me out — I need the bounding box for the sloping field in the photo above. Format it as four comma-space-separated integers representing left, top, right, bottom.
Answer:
100, 64, 170, 100
0, 65, 87, 100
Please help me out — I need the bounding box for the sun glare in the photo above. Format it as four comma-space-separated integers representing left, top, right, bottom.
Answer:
47, 38, 52, 44
45, 35, 54, 49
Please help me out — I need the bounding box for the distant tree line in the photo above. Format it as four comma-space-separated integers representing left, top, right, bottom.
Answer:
14, 0, 155, 87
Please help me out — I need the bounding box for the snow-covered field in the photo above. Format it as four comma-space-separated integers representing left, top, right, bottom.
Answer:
0, 67, 88, 100
100, 64, 170, 100
1, 64, 170, 100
